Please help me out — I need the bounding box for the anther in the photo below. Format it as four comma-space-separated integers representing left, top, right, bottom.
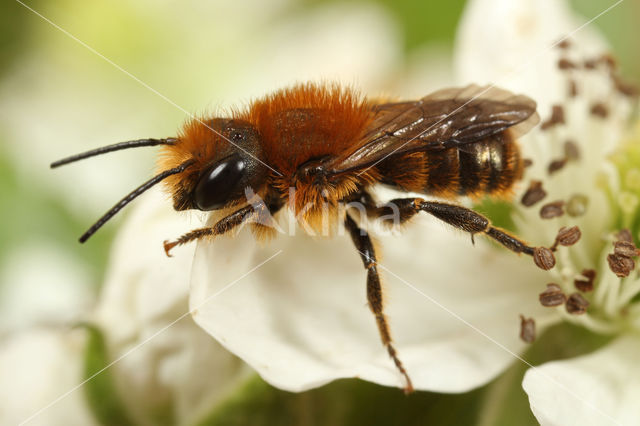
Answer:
566, 194, 589, 217
614, 240, 640, 258
551, 226, 581, 250
574, 269, 596, 292
541, 105, 566, 130
539, 283, 567, 307
590, 102, 609, 119
533, 247, 556, 270
519, 315, 536, 343
616, 229, 634, 243
540, 201, 565, 219
564, 140, 580, 161
566, 293, 589, 315
607, 253, 635, 278
521, 180, 547, 207
557, 58, 577, 70
548, 158, 568, 175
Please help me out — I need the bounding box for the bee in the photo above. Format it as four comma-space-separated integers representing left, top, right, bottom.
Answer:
52, 82, 541, 393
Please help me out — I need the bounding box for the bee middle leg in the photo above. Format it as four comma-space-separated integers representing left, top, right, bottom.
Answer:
344, 213, 414, 394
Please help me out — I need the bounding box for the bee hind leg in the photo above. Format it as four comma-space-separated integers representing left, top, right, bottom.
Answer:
380, 197, 535, 256
344, 213, 414, 394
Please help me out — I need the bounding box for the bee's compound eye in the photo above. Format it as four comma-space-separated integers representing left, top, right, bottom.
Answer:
194, 155, 245, 210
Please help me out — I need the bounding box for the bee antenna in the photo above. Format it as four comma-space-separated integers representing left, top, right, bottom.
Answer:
78, 159, 195, 243
50, 138, 177, 168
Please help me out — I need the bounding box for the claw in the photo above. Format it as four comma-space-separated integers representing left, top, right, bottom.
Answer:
402, 377, 415, 395
163, 240, 177, 257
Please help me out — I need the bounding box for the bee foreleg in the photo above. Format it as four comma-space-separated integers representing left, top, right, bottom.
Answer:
344, 214, 414, 394
163, 205, 255, 256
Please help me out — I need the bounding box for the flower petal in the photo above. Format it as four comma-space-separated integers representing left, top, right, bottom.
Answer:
455, 0, 606, 113
0, 329, 97, 426
93, 188, 251, 425
191, 204, 553, 392
523, 336, 640, 426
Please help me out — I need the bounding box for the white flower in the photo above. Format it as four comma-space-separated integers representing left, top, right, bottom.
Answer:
1, 3, 409, 424
92, 188, 252, 426
188, 3, 571, 395
0, 189, 252, 426
190, 1, 639, 416
457, 0, 640, 425
0, 329, 97, 426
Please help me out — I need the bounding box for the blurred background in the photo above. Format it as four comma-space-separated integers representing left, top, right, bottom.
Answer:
0, 0, 638, 424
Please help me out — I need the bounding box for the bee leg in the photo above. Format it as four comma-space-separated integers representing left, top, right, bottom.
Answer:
382, 198, 535, 256
344, 213, 414, 394
163, 205, 255, 256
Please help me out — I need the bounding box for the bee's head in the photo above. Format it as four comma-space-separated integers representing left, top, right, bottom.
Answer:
50, 117, 270, 243
161, 117, 269, 212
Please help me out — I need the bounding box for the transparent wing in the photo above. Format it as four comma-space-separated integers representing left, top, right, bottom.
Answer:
326, 84, 540, 173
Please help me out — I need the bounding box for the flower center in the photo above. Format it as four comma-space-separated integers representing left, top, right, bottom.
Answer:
510, 40, 640, 339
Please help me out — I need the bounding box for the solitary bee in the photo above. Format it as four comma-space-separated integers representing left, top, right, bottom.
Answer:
52, 83, 541, 393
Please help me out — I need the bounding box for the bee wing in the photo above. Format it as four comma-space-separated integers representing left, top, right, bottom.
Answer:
326, 84, 539, 174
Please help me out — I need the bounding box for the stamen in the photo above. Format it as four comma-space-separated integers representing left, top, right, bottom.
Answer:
616, 229, 634, 243
564, 140, 580, 160
552, 226, 582, 249
557, 58, 577, 70
612, 74, 639, 98
540, 105, 566, 130
607, 254, 635, 278
519, 315, 536, 343
566, 194, 589, 217
566, 293, 589, 315
539, 283, 567, 307
533, 247, 556, 270
548, 158, 568, 174
614, 240, 640, 258
584, 58, 598, 70
540, 200, 565, 219
521, 180, 547, 207
568, 79, 578, 97
574, 269, 596, 292
590, 102, 609, 119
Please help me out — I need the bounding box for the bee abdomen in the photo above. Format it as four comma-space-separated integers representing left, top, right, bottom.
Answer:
425, 132, 523, 198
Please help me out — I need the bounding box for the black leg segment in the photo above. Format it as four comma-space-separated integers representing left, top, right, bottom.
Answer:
382, 197, 535, 256
344, 213, 414, 393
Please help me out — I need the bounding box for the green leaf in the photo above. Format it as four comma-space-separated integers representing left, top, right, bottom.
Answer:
82, 324, 135, 426
474, 197, 517, 232
195, 375, 485, 426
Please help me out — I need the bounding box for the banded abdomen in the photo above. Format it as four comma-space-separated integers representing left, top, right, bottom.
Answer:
378, 132, 523, 199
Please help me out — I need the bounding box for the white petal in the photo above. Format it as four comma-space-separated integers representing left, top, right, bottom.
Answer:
0, 329, 97, 426
94, 188, 251, 425
94, 188, 202, 343
523, 336, 640, 426
191, 207, 553, 392
455, 0, 606, 113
